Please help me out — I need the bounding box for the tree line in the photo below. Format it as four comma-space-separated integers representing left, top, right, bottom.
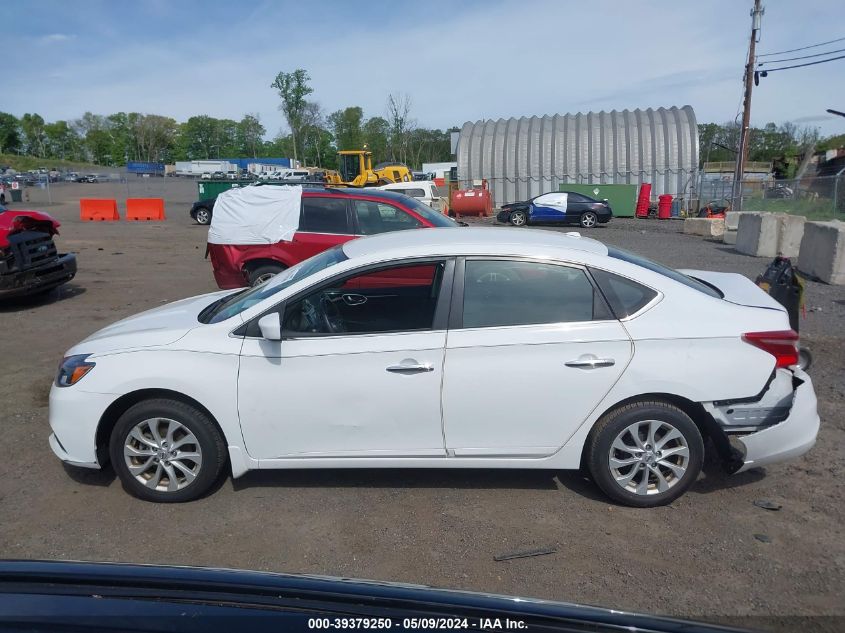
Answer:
0, 68, 456, 171
1, 65, 840, 174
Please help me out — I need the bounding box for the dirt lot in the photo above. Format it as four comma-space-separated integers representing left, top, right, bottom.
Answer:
1, 180, 843, 631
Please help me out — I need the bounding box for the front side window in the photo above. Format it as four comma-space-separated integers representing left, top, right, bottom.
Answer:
300, 197, 350, 234
283, 261, 446, 336
353, 200, 422, 235
462, 260, 607, 328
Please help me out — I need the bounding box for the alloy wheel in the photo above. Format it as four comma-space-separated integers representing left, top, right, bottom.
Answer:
124, 418, 203, 492
510, 211, 526, 226
195, 209, 210, 225
580, 212, 597, 228
608, 419, 689, 496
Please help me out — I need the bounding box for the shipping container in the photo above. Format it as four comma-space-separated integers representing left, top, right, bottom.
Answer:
126, 161, 165, 175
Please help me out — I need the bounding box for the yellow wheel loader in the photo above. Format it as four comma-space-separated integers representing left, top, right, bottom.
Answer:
324, 150, 412, 187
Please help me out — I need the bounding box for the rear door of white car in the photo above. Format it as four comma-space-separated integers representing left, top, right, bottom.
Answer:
441, 258, 633, 457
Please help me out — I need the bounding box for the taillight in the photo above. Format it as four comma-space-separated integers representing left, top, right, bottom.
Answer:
742, 330, 799, 368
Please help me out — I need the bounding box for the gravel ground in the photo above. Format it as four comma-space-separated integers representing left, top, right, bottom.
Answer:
1, 181, 843, 632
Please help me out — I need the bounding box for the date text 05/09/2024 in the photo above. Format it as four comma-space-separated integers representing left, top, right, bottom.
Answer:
307, 617, 528, 630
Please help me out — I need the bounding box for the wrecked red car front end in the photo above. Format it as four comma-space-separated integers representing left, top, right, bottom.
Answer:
0, 209, 77, 298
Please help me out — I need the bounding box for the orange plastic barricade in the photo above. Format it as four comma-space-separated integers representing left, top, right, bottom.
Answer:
80, 199, 119, 221
125, 198, 166, 221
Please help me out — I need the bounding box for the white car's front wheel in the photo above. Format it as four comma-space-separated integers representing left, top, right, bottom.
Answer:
109, 398, 227, 503
585, 401, 704, 507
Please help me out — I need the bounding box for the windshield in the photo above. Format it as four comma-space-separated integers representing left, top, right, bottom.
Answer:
200, 246, 348, 324
401, 195, 459, 227
607, 246, 722, 298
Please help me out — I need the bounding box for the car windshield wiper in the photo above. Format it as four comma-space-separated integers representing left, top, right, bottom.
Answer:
198, 291, 243, 323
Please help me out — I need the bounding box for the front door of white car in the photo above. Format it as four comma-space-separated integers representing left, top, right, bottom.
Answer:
237, 260, 451, 460
441, 259, 633, 456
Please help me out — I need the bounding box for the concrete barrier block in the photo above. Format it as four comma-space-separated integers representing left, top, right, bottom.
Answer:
798, 220, 845, 285
683, 217, 725, 238
736, 213, 779, 257
776, 214, 806, 258
724, 211, 749, 231
723, 230, 738, 245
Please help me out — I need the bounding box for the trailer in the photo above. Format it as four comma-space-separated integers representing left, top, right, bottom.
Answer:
126, 161, 165, 177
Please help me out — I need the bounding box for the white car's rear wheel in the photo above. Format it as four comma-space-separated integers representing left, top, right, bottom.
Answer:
580, 211, 598, 228
585, 401, 703, 507
109, 399, 226, 503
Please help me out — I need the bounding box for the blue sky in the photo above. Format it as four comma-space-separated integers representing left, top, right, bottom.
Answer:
5, 0, 844, 137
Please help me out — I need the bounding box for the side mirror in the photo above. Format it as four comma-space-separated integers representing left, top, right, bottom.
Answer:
257, 313, 282, 341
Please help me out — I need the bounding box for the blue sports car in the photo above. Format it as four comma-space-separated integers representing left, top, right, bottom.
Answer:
497, 191, 613, 228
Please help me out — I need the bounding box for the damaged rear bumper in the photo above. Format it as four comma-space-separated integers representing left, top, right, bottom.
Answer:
0, 253, 77, 298
706, 368, 819, 473
734, 369, 819, 472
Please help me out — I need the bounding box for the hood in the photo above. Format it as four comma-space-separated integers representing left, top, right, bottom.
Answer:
679, 269, 786, 312
0, 209, 60, 248
68, 290, 236, 356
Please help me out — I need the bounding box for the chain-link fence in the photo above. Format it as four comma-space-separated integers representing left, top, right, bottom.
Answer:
694, 173, 844, 220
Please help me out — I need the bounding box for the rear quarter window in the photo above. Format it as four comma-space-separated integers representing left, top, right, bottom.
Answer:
590, 268, 658, 319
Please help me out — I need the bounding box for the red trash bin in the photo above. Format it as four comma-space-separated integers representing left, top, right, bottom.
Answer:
657, 194, 673, 220
636, 183, 652, 218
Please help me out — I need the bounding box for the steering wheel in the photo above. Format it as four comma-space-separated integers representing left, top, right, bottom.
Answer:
319, 294, 347, 333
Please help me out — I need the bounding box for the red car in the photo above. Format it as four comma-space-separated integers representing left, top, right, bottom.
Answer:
208, 186, 459, 289
0, 208, 77, 298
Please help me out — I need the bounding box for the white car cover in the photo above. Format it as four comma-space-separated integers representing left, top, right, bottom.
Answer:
207, 184, 303, 245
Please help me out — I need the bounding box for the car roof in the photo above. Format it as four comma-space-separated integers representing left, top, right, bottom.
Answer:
301, 187, 414, 203
342, 227, 608, 260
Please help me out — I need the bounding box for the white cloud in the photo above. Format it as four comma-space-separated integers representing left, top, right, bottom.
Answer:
38, 33, 75, 44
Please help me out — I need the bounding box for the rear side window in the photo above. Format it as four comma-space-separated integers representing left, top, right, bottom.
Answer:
590, 268, 658, 318
462, 260, 610, 328
607, 246, 721, 299
300, 197, 350, 234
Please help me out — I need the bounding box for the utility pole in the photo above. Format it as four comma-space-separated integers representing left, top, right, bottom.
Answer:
733, 0, 764, 211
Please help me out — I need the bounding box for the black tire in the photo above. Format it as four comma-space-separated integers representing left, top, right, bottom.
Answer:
248, 263, 286, 286
509, 210, 527, 227
109, 398, 227, 503
580, 211, 598, 228
194, 207, 212, 225
585, 401, 703, 508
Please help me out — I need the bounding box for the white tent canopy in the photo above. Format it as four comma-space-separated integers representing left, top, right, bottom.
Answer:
207, 184, 303, 245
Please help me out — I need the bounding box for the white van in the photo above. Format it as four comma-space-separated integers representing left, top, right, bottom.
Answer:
377, 180, 443, 211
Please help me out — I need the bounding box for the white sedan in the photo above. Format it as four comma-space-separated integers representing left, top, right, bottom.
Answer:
49, 228, 819, 506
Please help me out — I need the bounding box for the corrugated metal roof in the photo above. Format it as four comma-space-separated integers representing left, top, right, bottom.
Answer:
456, 106, 698, 206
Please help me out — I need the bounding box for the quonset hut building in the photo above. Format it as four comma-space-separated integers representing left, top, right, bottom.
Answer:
456, 106, 699, 207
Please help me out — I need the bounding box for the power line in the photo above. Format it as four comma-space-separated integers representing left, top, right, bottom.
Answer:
757, 35, 845, 57
761, 53, 845, 72
758, 46, 845, 65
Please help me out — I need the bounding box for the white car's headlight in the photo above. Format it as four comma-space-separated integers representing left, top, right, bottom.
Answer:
56, 354, 96, 387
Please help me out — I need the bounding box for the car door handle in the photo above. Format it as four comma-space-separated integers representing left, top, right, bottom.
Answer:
386, 360, 434, 374
565, 357, 615, 369
341, 293, 367, 306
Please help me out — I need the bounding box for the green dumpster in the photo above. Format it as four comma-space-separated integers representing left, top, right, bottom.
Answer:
197, 180, 254, 201
559, 183, 637, 217
10, 189, 23, 203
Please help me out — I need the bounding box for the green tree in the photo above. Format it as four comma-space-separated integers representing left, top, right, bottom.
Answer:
20, 113, 47, 157
362, 116, 389, 164
43, 120, 79, 159
327, 106, 363, 151
237, 114, 266, 158
0, 112, 21, 154
179, 115, 219, 159
270, 69, 313, 163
